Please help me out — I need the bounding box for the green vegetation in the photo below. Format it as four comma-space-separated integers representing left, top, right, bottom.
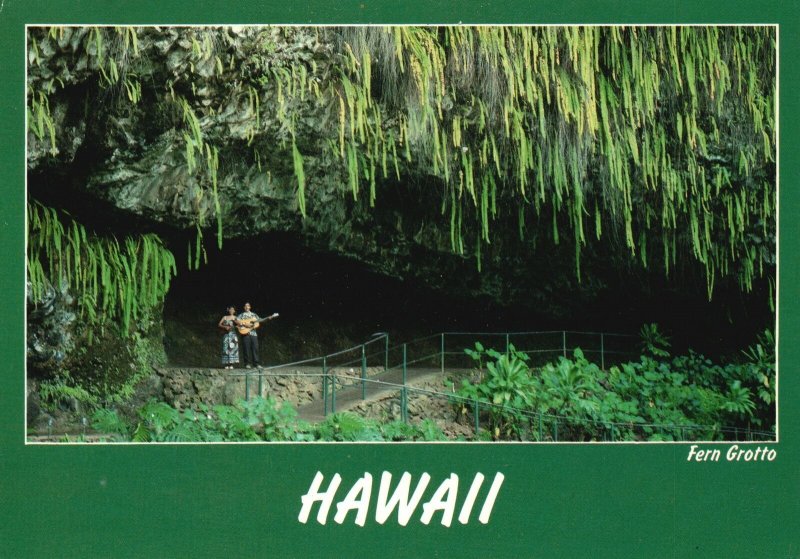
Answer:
27, 26, 776, 300
36, 315, 167, 412
328, 27, 776, 298
88, 397, 448, 443
455, 327, 775, 441
24, 26, 776, 436
28, 202, 172, 407
59, 326, 774, 444
27, 202, 176, 337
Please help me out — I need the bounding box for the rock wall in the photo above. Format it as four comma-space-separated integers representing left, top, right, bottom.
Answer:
26, 280, 76, 372
155, 366, 325, 409
348, 374, 476, 439
154, 364, 390, 410
26, 26, 594, 311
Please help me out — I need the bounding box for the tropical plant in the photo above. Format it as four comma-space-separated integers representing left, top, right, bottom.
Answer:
414, 419, 448, 441
27, 202, 177, 337
314, 412, 384, 441
722, 380, 756, 417
455, 330, 775, 442
539, 349, 601, 416
39, 374, 98, 411
90, 408, 130, 440
639, 323, 671, 358
84, 397, 450, 443
380, 420, 420, 441
459, 342, 537, 439
742, 328, 775, 406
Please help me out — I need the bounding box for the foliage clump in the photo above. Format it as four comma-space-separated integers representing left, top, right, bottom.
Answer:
87, 397, 448, 443
27, 201, 176, 337
27, 202, 174, 407
41, 326, 775, 443
37, 322, 166, 412
455, 328, 775, 441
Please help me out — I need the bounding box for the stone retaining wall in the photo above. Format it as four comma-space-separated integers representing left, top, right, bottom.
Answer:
154, 366, 384, 410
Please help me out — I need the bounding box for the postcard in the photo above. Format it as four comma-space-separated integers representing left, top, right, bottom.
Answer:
2, 1, 797, 557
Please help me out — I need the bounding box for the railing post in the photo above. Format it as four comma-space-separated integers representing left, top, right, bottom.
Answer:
600, 332, 605, 370
562, 331, 567, 358
554, 418, 559, 442
332, 363, 337, 414
361, 345, 367, 401
402, 343, 407, 383
402, 343, 408, 423
505, 333, 510, 356
322, 356, 328, 416
258, 371, 263, 398
245, 373, 250, 401
385, 334, 389, 371
440, 333, 445, 373
538, 412, 543, 441
473, 398, 480, 436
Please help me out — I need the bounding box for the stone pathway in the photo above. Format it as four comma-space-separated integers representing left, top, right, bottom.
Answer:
295, 367, 464, 422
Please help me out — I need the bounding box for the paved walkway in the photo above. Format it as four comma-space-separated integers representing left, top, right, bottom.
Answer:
295, 367, 463, 422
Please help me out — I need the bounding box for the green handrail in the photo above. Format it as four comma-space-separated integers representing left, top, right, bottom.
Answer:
230, 329, 773, 442
361, 345, 367, 400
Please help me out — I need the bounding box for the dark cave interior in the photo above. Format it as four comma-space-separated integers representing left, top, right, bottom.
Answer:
161, 232, 773, 367
28, 171, 774, 368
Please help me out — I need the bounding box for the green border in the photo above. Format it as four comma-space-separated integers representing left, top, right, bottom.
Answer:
3, 2, 798, 557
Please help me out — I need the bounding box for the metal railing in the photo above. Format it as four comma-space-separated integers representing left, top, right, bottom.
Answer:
231, 332, 391, 410
225, 330, 774, 442
344, 373, 775, 442
232, 330, 637, 410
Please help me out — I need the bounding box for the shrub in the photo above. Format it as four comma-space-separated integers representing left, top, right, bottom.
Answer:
458, 343, 537, 439
455, 329, 775, 441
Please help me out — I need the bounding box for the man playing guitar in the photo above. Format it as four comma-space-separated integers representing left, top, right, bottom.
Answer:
236, 302, 279, 368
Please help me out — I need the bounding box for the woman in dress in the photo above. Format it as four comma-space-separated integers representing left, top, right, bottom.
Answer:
218, 306, 240, 369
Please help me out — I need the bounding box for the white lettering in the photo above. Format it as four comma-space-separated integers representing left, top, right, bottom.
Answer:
726, 445, 777, 462
687, 445, 721, 461
298, 471, 342, 525
457, 473, 485, 524
298, 471, 506, 526
767, 448, 777, 461
375, 471, 431, 526
478, 472, 505, 524
420, 474, 459, 527
334, 473, 373, 526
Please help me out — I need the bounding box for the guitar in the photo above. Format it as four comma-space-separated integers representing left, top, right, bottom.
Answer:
237, 313, 279, 335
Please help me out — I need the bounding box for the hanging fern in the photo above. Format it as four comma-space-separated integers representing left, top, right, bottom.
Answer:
27, 25, 775, 301
315, 26, 776, 299
27, 202, 177, 336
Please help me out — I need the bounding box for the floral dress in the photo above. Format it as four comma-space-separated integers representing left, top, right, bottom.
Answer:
220, 317, 240, 366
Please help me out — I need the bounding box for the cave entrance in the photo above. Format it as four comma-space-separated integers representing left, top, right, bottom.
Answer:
161, 232, 772, 368
161, 233, 518, 367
